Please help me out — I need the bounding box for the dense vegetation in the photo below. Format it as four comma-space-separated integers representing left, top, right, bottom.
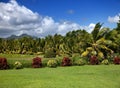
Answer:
0, 22, 120, 60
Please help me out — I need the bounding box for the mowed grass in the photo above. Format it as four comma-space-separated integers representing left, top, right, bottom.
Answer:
0, 65, 120, 88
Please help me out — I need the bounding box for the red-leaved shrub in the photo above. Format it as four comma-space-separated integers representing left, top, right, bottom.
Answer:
90, 56, 99, 65
62, 57, 72, 66
0, 57, 9, 70
32, 57, 42, 68
113, 56, 120, 64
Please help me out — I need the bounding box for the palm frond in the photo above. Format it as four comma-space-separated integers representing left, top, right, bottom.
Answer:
91, 22, 103, 42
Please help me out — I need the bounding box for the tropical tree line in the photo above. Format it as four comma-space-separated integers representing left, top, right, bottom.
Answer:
0, 22, 120, 59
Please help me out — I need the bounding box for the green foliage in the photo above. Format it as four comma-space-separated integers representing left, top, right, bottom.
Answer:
44, 48, 56, 58
14, 61, 23, 69
76, 59, 86, 66
47, 59, 58, 68
91, 22, 103, 41
101, 59, 109, 65
42, 59, 49, 67
55, 57, 63, 66
71, 54, 85, 65
1, 21, 120, 63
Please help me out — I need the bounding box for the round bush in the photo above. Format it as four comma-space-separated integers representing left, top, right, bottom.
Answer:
90, 56, 99, 65
47, 60, 57, 68
101, 59, 109, 65
32, 57, 42, 68
14, 61, 23, 69
113, 56, 120, 64
62, 57, 72, 66
0, 57, 9, 70
76, 59, 85, 66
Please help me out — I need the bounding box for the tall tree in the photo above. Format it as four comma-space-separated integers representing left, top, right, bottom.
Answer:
81, 23, 113, 59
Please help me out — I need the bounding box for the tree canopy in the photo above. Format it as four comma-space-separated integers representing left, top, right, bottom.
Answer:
0, 22, 120, 58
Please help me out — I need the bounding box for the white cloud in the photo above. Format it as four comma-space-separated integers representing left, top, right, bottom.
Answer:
0, 0, 94, 38
0, 0, 41, 37
88, 23, 96, 32
108, 14, 120, 23
57, 21, 81, 35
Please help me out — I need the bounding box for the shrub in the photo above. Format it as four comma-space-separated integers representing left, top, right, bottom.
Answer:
90, 56, 99, 65
47, 59, 58, 68
76, 59, 85, 66
56, 57, 62, 66
0, 57, 9, 70
32, 57, 42, 68
44, 48, 56, 58
101, 59, 109, 65
62, 57, 72, 66
113, 56, 120, 65
72, 55, 81, 64
14, 61, 23, 69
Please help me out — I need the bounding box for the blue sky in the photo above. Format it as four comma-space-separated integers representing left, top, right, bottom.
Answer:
0, 0, 120, 37
15, 0, 120, 25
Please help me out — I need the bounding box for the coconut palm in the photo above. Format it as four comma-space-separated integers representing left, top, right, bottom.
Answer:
81, 23, 113, 59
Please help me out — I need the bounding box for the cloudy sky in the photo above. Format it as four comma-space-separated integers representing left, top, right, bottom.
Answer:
0, 0, 120, 38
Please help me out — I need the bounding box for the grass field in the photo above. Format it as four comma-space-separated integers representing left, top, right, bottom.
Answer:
0, 65, 120, 88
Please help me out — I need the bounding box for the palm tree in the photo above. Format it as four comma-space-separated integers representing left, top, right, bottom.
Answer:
81, 23, 113, 59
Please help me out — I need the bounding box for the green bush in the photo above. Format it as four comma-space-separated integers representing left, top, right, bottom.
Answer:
72, 55, 85, 65
72, 55, 80, 63
47, 59, 58, 68
55, 57, 63, 66
101, 59, 109, 65
44, 49, 56, 58
14, 61, 23, 69
76, 59, 85, 66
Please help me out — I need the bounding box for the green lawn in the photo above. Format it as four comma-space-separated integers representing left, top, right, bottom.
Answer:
0, 65, 120, 88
